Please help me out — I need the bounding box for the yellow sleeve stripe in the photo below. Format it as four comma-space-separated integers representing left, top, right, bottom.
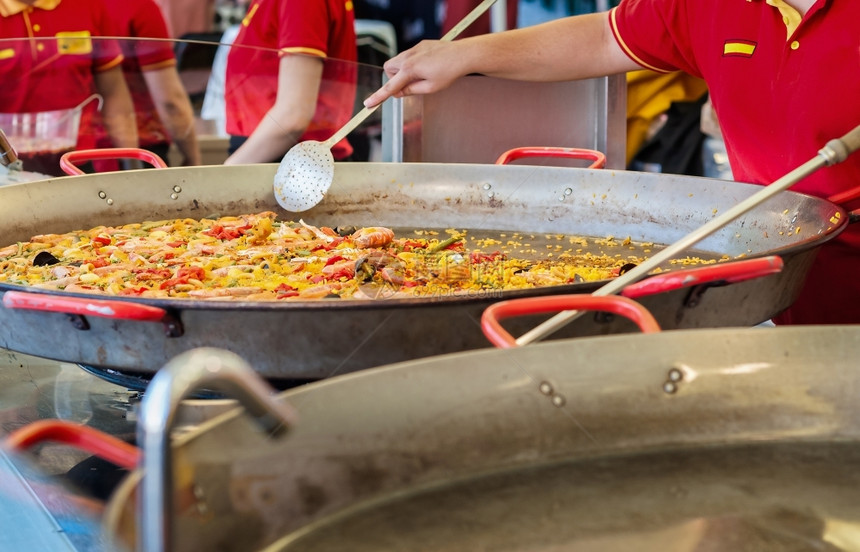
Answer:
140, 59, 177, 72
608, 8, 671, 74
723, 41, 756, 56
279, 47, 327, 58
0, 48, 14, 60
95, 54, 124, 72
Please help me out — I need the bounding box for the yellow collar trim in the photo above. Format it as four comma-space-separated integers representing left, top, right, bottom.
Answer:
766, 0, 803, 39
0, 0, 62, 18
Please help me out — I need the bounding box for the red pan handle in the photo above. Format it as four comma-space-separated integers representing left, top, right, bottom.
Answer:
481, 294, 660, 348
827, 182, 860, 206
6, 419, 140, 470
494, 147, 607, 169
60, 148, 168, 176
3, 290, 167, 322
620, 256, 784, 299
826, 188, 860, 224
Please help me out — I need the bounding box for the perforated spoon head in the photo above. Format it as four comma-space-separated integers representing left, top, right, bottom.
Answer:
273, 140, 334, 212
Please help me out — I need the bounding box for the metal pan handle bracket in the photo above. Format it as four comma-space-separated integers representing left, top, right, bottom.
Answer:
138, 347, 298, 552
59, 148, 169, 176
2, 290, 184, 337
481, 294, 660, 348
494, 146, 607, 169
620, 256, 784, 302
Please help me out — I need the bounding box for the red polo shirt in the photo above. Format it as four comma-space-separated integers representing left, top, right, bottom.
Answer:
0, 0, 124, 150
611, 0, 860, 324
225, 0, 357, 160
102, 0, 176, 148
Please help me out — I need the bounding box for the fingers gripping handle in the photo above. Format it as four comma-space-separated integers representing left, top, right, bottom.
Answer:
343, 0, 497, 144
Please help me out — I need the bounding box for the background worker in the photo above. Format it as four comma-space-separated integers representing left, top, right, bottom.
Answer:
223, 0, 358, 164
353, 0, 441, 51
102, 0, 202, 166
0, 0, 138, 174
365, 0, 860, 325
153, 0, 215, 39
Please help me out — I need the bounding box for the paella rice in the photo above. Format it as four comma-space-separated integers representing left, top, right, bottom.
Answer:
0, 211, 716, 300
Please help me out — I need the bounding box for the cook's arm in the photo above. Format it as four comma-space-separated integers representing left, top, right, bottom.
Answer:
94, 66, 139, 148
143, 67, 202, 165
224, 54, 322, 165
365, 12, 639, 107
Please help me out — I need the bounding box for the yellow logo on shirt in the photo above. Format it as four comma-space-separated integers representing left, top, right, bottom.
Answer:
56, 31, 93, 55
723, 40, 756, 57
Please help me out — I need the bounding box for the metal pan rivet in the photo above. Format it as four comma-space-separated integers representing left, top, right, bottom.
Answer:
482, 183, 492, 190
668, 368, 683, 382
551, 394, 566, 407
663, 381, 677, 394
539, 381, 553, 395
564, 188, 573, 196
170, 193, 179, 200
487, 191, 495, 198
173, 185, 182, 193
106, 198, 114, 206
98, 191, 107, 199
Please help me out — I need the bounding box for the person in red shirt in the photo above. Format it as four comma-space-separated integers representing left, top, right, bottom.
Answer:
365, 0, 860, 326
223, 0, 358, 164
152, 0, 215, 39
0, 0, 137, 175
102, 0, 201, 166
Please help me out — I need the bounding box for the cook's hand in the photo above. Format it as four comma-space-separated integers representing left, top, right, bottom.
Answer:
364, 40, 469, 108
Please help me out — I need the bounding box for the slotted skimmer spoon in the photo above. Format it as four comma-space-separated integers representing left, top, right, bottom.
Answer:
273, 0, 499, 212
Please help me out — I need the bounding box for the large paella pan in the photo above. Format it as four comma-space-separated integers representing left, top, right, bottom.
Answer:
84, 319, 860, 551
0, 161, 848, 379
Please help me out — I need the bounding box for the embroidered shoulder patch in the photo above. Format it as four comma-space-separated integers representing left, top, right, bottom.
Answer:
723, 40, 756, 57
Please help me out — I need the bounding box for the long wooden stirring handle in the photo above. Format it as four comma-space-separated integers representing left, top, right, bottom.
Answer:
516, 122, 860, 346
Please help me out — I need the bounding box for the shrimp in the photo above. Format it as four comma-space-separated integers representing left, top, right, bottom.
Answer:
187, 287, 261, 298
299, 219, 336, 243
298, 283, 342, 299
322, 259, 355, 278
352, 227, 395, 249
